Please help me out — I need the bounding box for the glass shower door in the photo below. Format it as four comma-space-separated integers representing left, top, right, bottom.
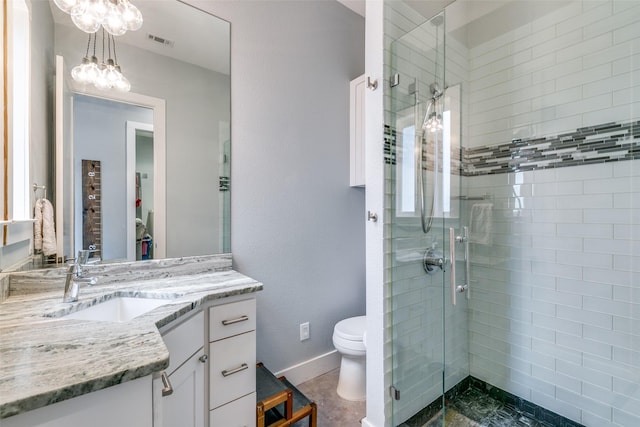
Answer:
389, 11, 470, 427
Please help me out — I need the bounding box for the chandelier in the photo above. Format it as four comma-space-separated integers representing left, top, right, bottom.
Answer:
53, 0, 143, 35
71, 29, 131, 92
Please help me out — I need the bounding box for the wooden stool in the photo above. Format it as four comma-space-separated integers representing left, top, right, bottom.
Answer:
256, 363, 317, 427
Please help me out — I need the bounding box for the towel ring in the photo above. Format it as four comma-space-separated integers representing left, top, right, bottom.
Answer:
33, 183, 47, 200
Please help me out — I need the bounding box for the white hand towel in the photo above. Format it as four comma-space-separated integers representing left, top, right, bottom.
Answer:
469, 203, 493, 245
34, 199, 44, 251
34, 198, 57, 256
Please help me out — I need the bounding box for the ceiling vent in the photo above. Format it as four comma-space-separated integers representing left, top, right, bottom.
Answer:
147, 33, 175, 48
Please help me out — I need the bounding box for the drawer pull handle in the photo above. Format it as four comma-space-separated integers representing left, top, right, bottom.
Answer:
161, 371, 173, 397
199, 354, 208, 363
221, 363, 248, 377
222, 315, 249, 326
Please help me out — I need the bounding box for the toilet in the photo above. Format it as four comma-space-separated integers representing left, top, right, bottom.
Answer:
332, 315, 366, 401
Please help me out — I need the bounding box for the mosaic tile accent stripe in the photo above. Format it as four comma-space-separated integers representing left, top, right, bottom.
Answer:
219, 176, 230, 192
384, 124, 463, 175
463, 120, 640, 176
386, 120, 640, 177
385, 124, 397, 165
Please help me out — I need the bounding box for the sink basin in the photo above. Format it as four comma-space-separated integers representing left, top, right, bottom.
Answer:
61, 297, 170, 322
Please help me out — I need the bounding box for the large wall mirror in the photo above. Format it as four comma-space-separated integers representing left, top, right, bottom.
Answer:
51, 0, 230, 262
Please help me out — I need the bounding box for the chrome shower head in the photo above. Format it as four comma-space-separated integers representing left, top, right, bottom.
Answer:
430, 83, 442, 99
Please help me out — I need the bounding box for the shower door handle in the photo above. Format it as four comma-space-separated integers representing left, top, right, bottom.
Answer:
450, 228, 457, 306
450, 227, 469, 306
463, 226, 471, 300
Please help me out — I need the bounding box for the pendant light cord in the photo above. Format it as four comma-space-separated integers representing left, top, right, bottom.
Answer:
84, 33, 91, 58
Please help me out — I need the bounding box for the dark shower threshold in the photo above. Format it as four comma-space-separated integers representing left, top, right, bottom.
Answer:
398, 376, 585, 427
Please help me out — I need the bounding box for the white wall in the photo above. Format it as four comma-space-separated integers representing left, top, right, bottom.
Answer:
363, 1, 387, 426
192, 1, 366, 374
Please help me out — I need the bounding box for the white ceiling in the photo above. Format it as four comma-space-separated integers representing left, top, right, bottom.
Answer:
335, 0, 455, 19
336, 0, 365, 16
51, 0, 570, 73
336, 0, 570, 49
49, 0, 230, 75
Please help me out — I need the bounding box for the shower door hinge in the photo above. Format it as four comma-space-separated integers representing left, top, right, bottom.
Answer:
390, 73, 400, 88
390, 385, 400, 400
367, 76, 378, 90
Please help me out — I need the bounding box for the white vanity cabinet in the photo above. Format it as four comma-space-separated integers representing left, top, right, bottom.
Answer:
154, 311, 206, 427
2, 377, 153, 427
2, 295, 258, 427
208, 297, 257, 427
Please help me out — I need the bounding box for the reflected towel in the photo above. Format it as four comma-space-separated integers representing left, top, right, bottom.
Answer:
469, 203, 493, 245
34, 198, 57, 256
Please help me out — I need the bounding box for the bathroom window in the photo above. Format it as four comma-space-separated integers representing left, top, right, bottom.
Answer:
3, 0, 31, 221
395, 111, 417, 217
395, 104, 454, 219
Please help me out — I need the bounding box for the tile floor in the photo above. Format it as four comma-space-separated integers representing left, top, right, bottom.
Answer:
295, 369, 366, 426
293, 371, 581, 427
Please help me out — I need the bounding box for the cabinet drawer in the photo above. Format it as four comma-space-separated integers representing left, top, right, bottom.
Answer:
209, 392, 255, 427
162, 311, 204, 375
209, 331, 256, 410
209, 299, 256, 342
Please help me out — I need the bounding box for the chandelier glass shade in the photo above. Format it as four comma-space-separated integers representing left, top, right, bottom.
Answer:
71, 31, 131, 92
53, 0, 143, 35
422, 98, 444, 133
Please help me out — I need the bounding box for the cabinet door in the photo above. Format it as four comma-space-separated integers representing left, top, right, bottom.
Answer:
209, 392, 256, 427
155, 348, 206, 427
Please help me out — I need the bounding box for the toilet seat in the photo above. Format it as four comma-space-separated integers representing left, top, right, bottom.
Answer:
334, 316, 366, 341
333, 316, 366, 356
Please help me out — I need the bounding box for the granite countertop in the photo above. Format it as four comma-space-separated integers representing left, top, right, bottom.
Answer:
0, 255, 263, 419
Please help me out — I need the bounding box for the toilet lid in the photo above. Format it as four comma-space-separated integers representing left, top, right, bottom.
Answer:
335, 316, 366, 341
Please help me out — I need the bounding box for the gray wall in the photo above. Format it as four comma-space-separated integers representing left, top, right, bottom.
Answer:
30, 0, 55, 197
199, 0, 366, 373
73, 95, 152, 260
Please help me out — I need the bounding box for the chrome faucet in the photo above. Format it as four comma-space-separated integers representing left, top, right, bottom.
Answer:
63, 250, 98, 303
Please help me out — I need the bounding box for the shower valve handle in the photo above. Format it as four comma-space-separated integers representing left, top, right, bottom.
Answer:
423, 248, 445, 275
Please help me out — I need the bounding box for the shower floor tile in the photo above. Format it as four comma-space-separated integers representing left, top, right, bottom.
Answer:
446, 388, 560, 427
402, 379, 584, 427
422, 408, 482, 427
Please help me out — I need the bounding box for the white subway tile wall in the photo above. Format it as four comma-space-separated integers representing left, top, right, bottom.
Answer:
467, 1, 640, 149
465, 160, 640, 427
385, 0, 640, 426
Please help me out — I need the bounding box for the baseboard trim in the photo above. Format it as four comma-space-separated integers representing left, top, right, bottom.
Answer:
360, 418, 376, 427
274, 350, 341, 386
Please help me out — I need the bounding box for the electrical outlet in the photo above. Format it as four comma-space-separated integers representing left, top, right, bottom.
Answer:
300, 322, 310, 341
